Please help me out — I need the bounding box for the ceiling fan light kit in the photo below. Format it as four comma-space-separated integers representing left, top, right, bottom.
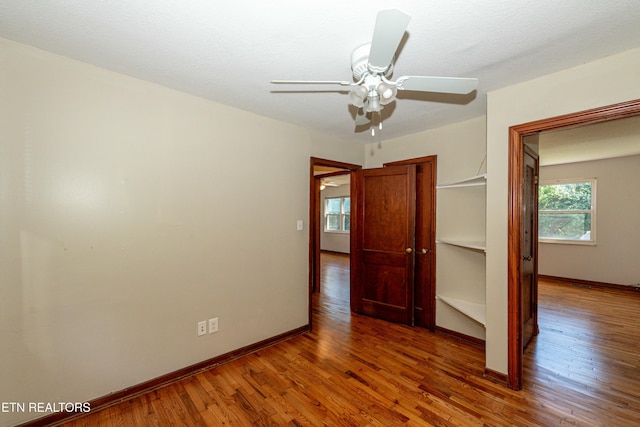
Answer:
377, 81, 397, 104
366, 94, 381, 113
349, 85, 368, 108
271, 8, 478, 132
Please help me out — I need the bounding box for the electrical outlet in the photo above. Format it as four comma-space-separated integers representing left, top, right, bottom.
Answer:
197, 321, 207, 336
208, 317, 219, 333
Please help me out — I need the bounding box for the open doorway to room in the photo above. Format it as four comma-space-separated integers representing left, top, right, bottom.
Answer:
507, 99, 640, 390
525, 114, 640, 397
309, 157, 361, 328
317, 171, 351, 314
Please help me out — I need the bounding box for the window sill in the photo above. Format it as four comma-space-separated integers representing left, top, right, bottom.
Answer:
539, 238, 596, 246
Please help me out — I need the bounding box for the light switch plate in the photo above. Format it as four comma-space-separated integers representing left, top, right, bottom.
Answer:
209, 317, 219, 333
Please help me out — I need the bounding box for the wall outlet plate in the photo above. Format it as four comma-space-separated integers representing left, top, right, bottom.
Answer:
197, 321, 207, 336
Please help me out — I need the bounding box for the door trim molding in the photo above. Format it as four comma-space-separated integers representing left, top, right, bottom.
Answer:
507, 98, 640, 390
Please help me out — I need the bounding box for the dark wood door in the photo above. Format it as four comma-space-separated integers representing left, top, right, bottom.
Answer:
522, 147, 539, 349
384, 156, 437, 330
353, 165, 416, 325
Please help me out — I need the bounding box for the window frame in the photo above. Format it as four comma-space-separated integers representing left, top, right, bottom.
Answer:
538, 177, 596, 245
324, 196, 350, 233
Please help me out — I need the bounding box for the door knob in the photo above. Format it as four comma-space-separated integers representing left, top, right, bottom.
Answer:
523, 255, 532, 261
406, 248, 413, 254
421, 248, 428, 254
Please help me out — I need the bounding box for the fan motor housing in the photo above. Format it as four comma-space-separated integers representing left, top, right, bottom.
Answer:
351, 43, 393, 81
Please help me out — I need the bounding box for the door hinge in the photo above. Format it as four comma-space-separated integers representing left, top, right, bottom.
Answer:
534, 175, 539, 185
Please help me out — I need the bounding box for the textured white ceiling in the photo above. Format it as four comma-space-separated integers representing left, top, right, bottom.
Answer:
2, 1, 640, 143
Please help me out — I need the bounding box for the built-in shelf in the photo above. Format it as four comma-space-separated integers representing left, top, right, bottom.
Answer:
436, 173, 486, 189
435, 172, 487, 336
436, 239, 486, 252
436, 295, 486, 327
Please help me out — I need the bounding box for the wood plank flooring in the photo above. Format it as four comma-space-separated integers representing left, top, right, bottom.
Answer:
60, 252, 639, 426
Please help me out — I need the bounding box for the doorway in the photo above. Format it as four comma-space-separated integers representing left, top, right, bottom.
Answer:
507, 98, 640, 390
309, 157, 361, 328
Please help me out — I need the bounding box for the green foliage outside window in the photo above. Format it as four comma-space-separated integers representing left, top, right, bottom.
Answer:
538, 181, 594, 241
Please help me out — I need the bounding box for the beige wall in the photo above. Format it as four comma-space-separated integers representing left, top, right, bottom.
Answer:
539, 115, 640, 166
486, 47, 640, 374
364, 117, 486, 179
539, 155, 640, 286
0, 39, 363, 425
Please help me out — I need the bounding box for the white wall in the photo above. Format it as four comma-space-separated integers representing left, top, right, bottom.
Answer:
0, 38, 363, 426
486, 47, 640, 374
320, 184, 351, 254
538, 155, 640, 286
364, 117, 487, 339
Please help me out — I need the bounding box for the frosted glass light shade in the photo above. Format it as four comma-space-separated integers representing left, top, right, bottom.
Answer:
349, 85, 368, 107
377, 82, 397, 105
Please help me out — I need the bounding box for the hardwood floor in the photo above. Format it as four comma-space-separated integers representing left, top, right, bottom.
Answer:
59, 252, 639, 426
523, 278, 640, 426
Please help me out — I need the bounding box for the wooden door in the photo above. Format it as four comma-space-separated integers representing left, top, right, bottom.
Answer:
522, 147, 539, 348
353, 165, 416, 325
413, 161, 435, 329
384, 157, 437, 330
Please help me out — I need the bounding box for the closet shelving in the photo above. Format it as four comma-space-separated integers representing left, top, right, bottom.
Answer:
436, 173, 487, 328
436, 173, 486, 189
435, 239, 486, 252
435, 295, 486, 327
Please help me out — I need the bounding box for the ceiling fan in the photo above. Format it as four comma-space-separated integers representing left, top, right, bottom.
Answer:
320, 178, 341, 190
271, 9, 478, 129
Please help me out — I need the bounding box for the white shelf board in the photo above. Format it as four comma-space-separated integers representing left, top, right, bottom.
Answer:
436, 239, 486, 252
436, 174, 486, 189
436, 295, 486, 327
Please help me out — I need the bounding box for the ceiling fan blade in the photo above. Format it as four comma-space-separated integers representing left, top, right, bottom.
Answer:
368, 9, 411, 74
395, 76, 478, 94
271, 80, 353, 86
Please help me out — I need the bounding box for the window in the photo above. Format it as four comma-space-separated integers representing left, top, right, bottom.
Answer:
538, 178, 596, 244
325, 197, 350, 232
